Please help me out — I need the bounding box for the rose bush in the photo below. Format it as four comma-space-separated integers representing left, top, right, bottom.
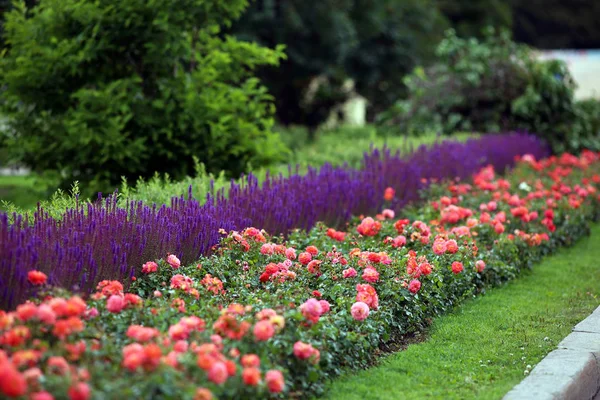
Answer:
1, 151, 599, 399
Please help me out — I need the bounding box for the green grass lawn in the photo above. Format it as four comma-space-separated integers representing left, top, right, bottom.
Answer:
0, 174, 47, 211
322, 224, 600, 400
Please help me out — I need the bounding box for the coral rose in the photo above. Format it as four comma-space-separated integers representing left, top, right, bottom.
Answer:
141, 261, 158, 274
408, 280, 421, 294
265, 370, 285, 393
27, 270, 47, 285
451, 261, 464, 274
242, 367, 261, 386
253, 320, 275, 341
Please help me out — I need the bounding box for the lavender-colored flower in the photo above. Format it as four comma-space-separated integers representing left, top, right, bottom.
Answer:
0, 132, 549, 309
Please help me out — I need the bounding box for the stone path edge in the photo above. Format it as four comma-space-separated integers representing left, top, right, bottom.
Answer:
503, 305, 600, 400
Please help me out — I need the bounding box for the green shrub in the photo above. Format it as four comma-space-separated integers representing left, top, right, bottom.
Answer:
118, 159, 230, 207
569, 99, 600, 152
0, 0, 287, 197
377, 29, 531, 134
378, 28, 598, 153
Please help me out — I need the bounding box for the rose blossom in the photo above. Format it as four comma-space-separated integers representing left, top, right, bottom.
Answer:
451, 261, 464, 274
141, 261, 158, 274
343, 268, 357, 278
362, 267, 380, 283
475, 260, 486, 273
408, 279, 421, 294
167, 254, 181, 269
351, 302, 370, 321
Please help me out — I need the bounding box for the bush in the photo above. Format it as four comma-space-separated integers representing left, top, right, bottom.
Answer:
568, 99, 600, 152
378, 29, 532, 134
0, 0, 287, 196
377, 28, 598, 154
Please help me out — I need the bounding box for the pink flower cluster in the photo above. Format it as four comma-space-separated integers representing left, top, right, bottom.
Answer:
299, 298, 330, 324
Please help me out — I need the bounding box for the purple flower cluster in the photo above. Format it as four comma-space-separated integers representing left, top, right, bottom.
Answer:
0, 132, 549, 309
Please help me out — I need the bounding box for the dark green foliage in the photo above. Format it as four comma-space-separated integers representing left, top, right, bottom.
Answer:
0, 0, 287, 195
378, 29, 531, 134
509, 59, 579, 152
436, 0, 600, 49
231, 0, 446, 127
513, 0, 600, 49
378, 28, 600, 154
437, 0, 512, 39
570, 99, 600, 152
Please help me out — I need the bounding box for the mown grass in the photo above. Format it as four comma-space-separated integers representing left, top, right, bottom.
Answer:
322, 223, 600, 400
0, 175, 46, 211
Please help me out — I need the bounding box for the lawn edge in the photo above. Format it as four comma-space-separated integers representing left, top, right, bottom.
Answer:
504, 305, 600, 400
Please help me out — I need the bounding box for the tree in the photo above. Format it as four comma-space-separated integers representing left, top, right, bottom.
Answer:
0, 0, 286, 195
231, 0, 446, 128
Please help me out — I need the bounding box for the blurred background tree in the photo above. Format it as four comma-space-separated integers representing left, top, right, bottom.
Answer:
437, 0, 512, 38
231, 0, 447, 130
513, 0, 600, 49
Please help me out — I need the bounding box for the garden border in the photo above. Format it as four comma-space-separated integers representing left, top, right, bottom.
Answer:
504, 305, 600, 400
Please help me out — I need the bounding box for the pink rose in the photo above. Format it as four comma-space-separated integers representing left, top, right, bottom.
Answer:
167, 254, 181, 269
408, 279, 421, 294
106, 295, 125, 313
343, 267, 357, 279
142, 261, 158, 274
253, 320, 275, 341
293, 341, 314, 360
285, 248, 296, 260
265, 370, 285, 393
207, 362, 228, 385
446, 239, 458, 254
318, 300, 331, 314
299, 298, 323, 323
382, 209, 395, 219
392, 235, 407, 248
260, 243, 274, 255
351, 302, 370, 321
475, 260, 486, 273
432, 240, 447, 255
362, 267, 380, 283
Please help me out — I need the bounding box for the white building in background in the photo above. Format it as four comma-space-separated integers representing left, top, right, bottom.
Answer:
538, 50, 600, 100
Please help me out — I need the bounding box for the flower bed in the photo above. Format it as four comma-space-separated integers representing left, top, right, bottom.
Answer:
1, 150, 598, 399
0, 132, 549, 309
